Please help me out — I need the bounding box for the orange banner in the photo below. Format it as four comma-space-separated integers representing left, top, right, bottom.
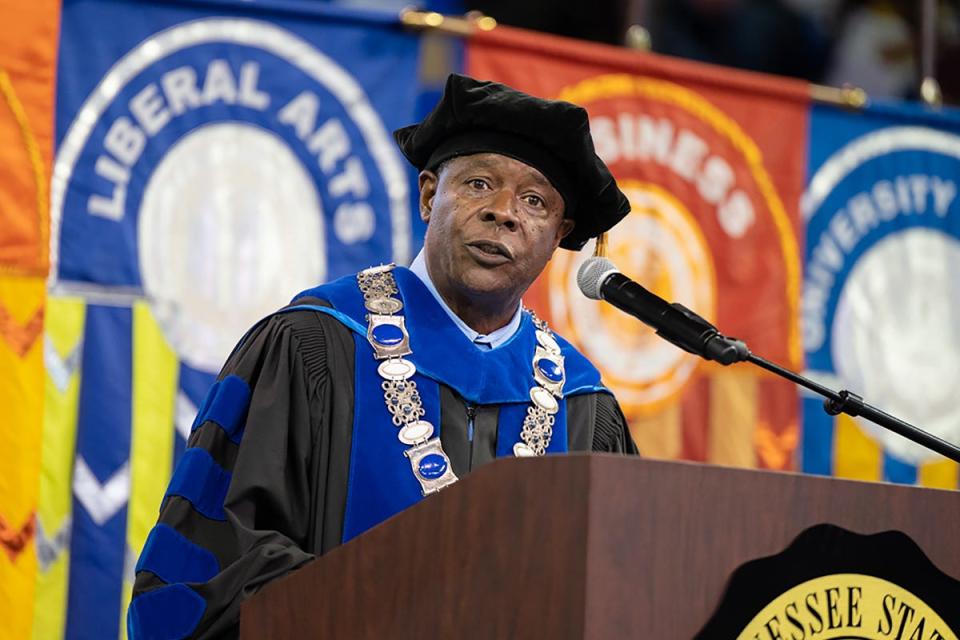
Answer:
0, 0, 55, 276
469, 26, 807, 468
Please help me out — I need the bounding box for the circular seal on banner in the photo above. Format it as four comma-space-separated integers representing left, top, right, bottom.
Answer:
803, 126, 960, 463
545, 74, 800, 414
551, 182, 715, 410
51, 17, 411, 372
138, 122, 324, 369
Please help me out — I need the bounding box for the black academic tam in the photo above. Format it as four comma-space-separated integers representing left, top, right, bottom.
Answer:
393, 73, 631, 250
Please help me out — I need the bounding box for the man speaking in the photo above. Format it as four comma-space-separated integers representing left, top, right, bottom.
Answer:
128, 73, 637, 639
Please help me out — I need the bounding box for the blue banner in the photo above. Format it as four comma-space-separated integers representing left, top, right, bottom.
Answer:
48, 1, 421, 637
801, 101, 960, 485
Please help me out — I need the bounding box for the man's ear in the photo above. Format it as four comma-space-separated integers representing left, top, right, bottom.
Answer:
418, 170, 438, 224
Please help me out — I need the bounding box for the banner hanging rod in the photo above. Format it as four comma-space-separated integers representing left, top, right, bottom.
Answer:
399, 9, 496, 36
399, 9, 869, 111
809, 83, 868, 110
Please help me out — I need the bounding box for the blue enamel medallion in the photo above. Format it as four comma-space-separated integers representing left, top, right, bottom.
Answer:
417, 453, 448, 480
371, 323, 404, 346
536, 358, 564, 383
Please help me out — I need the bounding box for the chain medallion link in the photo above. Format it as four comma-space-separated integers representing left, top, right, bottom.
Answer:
357, 267, 568, 490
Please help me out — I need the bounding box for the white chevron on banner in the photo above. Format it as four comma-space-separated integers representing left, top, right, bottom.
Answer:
73, 457, 130, 526
175, 390, 198, 442
45, 335, 82, 392
123, 543, 138, 584
35, 515, 72, 572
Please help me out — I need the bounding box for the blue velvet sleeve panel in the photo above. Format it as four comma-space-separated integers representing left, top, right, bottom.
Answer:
129, 311, 325, 640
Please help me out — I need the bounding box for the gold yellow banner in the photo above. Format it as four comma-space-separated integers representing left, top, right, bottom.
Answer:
0, 1, 59, 638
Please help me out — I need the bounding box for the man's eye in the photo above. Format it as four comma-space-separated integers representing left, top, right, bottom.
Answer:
468, 179, 489, 190
525, 194, 544, 207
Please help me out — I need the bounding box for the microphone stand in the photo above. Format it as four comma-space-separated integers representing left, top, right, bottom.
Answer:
745, 352, 960, 464
704, 331, 960, 464
585, 260, 960, 464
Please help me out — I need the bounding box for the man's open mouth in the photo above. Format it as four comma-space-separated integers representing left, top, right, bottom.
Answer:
466, 240, 513, 261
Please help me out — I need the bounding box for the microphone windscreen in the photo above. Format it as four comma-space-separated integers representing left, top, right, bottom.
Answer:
576, 256, 619, 300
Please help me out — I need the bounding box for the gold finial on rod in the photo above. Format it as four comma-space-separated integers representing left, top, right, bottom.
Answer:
399, 9, 497, 36
920, 77, 943, 108
624, 25, 652, 51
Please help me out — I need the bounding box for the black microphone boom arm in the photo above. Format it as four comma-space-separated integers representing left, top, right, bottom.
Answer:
597, 272, 960, 464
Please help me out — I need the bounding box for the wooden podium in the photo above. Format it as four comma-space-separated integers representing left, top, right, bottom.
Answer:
240, 455, 960, 639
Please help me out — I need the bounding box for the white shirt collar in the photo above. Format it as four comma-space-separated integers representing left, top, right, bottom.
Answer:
409, 249, 523, 349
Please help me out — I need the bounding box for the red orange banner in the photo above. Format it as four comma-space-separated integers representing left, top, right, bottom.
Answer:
469, 26, 807, 468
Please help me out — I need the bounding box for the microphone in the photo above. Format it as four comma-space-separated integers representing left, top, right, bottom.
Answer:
576, 257, 750, 365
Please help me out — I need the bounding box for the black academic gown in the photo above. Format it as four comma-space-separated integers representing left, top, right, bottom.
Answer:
129, 298, 638, 639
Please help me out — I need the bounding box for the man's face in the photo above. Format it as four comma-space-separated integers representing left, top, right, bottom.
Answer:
418, 153, 575, 304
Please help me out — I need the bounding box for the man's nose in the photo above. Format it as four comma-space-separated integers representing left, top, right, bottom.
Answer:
480, 188, 519, 231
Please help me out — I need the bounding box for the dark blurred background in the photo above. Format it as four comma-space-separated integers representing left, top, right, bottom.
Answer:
339, 0, 960, 104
